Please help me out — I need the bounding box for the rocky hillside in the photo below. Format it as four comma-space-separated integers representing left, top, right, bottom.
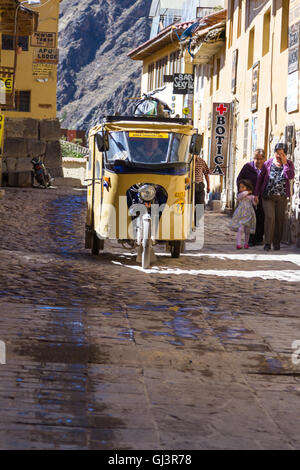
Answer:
57, 0, 152, 134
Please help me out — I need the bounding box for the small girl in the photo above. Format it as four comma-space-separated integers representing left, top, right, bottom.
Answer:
230, 179, 257, 249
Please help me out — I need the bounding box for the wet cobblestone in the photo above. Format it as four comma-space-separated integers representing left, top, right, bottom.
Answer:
0, 187, 300, 449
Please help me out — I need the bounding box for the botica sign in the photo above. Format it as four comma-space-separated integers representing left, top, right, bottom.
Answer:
33, 47, 59, 64
210, 103, 231, 176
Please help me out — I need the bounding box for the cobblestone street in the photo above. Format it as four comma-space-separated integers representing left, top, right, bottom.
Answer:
0, 187, 300, 450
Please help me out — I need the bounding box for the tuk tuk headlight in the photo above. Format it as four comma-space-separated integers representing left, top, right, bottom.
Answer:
138, 184, 156, 202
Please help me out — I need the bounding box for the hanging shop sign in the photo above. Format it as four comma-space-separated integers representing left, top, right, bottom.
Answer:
173, 73, 194, 95
31, 32, 56, 48
251, 61, 260, 112
210, 102, 231, 176
33, 47, 59, 64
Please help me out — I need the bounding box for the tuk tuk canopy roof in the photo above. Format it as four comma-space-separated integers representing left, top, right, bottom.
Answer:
89, 118, 195, 137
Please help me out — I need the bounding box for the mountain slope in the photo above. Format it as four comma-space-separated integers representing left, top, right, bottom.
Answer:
57, 0, 152, 132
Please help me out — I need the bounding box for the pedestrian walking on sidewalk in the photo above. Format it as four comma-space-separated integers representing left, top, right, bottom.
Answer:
195, 154, 210, 205
230, 179, 257, 249
194, 154, 210, 226
255, 143, 295, 251
236, 148, 266, 246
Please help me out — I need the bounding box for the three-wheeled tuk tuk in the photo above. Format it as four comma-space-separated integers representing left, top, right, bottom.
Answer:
85, 115, 202, 268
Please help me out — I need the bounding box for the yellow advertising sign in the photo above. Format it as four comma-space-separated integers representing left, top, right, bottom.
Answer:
129, 132, 168, 139
0, 114, 5, 152
0, 76, 13, 93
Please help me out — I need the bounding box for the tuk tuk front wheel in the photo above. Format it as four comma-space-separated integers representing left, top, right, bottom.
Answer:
170, 241, 182, 258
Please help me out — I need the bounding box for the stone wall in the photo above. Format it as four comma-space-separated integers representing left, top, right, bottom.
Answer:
2, 117, 63, 187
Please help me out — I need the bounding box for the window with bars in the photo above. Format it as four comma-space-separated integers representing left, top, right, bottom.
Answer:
148, 63, 155, 91
169, 50, 181, 75
155, 56, 168, 89
2, 34, 29, 51
15, 91, 30, 112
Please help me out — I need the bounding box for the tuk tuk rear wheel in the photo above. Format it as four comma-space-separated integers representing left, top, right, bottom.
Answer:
170, 241, 182, 258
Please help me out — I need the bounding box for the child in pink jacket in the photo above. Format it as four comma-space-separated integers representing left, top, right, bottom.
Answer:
230, 179, 257, 249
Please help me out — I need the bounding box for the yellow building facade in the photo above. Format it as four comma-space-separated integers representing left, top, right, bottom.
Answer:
0, 0, 63, 187
129, 24, 194, 119
0, 0, 60, 119
130, 1, 300, 245
216, 0, 299, 243
129, 10, 227, 203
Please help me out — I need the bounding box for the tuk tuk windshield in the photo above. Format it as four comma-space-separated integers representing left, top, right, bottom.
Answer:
106, 131, 190, 164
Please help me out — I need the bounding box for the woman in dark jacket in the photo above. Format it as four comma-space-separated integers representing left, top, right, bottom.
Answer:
237, 148, 265, 245
255, 143, 295, 251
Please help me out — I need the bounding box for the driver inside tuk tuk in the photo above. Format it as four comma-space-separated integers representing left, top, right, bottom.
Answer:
143, 139, 166, 163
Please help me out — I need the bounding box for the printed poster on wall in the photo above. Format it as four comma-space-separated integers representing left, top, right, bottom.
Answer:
31, 32, 56, 48
288, 22, 299, 74
288, 0, 300, 114
251, 61, 260, 112
251, 114, 258, 157
32, 63, 55, 79
287, 71, 299, 113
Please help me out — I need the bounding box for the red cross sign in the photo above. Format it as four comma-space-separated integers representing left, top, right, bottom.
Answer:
216, 104, 227, 115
